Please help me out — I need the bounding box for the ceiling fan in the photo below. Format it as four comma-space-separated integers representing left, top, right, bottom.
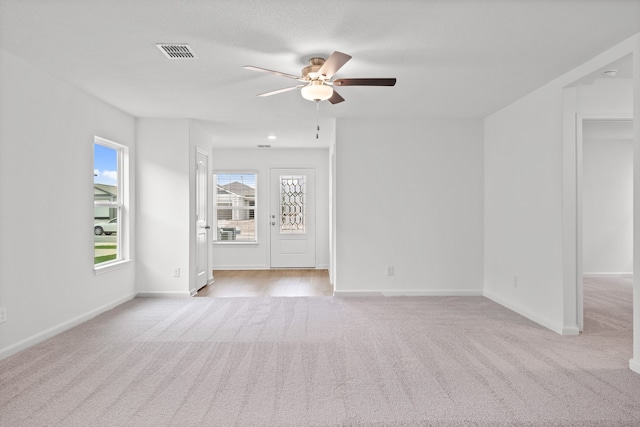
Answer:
244, 51, 396, 104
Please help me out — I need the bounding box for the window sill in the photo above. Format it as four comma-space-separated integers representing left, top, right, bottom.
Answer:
94, 259, 132, 275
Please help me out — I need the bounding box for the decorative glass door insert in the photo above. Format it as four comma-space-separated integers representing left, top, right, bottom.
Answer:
279, 175, 306, 233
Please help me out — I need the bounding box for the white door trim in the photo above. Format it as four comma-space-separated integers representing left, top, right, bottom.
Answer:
195, 147, 210, 292
574, 115, 633, 331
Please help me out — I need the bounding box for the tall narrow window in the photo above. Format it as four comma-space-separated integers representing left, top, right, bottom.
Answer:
94, 137, 127, 266
279, 174, 306, 233
214, 173, 257, 242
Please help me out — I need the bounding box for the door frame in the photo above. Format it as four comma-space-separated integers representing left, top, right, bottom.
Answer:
575, 115, 633, 330
194, 147, 211, 293
269, 167, 317, 268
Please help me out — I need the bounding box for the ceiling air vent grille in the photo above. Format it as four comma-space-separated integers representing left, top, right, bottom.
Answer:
156, 44, 198, 59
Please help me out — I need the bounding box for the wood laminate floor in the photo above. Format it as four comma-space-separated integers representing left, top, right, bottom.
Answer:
196, 269, 333, 297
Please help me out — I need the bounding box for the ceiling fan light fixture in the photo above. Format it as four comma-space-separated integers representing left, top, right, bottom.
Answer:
301, 83, 333, 101
245, 51, 396, 105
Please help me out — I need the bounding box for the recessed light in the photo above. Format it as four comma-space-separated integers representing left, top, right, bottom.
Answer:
602, 69, 618, 77
267, 135, 277, 140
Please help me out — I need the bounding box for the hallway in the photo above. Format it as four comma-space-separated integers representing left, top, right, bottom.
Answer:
196, 269, 333, 297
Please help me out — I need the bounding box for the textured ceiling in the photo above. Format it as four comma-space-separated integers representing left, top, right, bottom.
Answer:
1, 0, 639, 148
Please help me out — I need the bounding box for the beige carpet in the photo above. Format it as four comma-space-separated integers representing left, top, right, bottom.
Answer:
1, 279, 639, 426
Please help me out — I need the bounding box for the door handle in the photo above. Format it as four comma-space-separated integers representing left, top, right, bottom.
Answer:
271, 222, 276, 226
204, 225, 211, 229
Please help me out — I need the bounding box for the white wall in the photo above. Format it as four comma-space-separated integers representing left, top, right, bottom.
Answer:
582, 120, 633, 274
484, 34, 639, 337
211, 148, 330, 270
334, 118, 484, 295
0, 48, 136, 358
577, 77, 634, 116
136, 119, 214, 296
136, 119, 191, 296
484, 85, 570, 333
632, 43, 640, 375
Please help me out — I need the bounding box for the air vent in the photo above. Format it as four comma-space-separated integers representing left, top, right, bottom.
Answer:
156, 44, 198, 59
257, 145, 271, 148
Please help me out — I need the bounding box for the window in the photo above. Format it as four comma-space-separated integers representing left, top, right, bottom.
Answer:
278, 174, 306, 234
94, 137, 128, 267
214, 173, 257, 242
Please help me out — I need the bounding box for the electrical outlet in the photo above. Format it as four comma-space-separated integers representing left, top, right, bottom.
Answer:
0, 307, 7, 324
173, 267, 180, 278
386, 266, 394, 276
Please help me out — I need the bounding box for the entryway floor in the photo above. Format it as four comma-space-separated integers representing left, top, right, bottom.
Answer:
195, 269, 333, 297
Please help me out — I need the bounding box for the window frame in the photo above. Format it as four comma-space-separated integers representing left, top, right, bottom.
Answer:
213, 171, 258, 244
94, 136, 130, 272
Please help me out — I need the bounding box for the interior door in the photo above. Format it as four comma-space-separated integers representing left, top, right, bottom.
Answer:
195, 148, 209, 291
270, 168, 316, 268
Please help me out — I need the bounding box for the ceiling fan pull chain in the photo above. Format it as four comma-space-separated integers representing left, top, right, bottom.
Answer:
316, 100, 320, 139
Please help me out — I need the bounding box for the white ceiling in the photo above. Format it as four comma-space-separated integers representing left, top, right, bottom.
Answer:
1, 0, 639, 148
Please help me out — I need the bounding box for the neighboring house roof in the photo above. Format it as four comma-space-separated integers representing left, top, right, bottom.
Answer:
219, 182, 255, 198
94, 184, 117, 197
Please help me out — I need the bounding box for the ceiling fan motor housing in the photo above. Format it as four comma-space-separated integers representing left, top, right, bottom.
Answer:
302, 57, 326, 80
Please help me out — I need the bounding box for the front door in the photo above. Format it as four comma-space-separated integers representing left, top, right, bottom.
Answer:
270, 168, 316, 268
195, 148, 209, 291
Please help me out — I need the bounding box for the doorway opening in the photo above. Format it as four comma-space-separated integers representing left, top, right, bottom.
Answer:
579, 119, 633, 335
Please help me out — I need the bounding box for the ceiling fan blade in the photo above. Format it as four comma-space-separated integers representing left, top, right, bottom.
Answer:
328, 90, 345, 105
333, 78, 397, 86
257, 85, 303, 97
243, 65, 301, 80
317, 51, 352, 78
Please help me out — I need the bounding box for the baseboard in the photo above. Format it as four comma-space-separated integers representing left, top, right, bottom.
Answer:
483, 289, 578, 336
334, 291, 384, 296
136, 291, 192, 298
0, 293, 136, 361
583, 272, 633, 279
630, 358, 640, 374
334, 289, 484, 297
212, 265, 328, 271
561, 325, 581, 335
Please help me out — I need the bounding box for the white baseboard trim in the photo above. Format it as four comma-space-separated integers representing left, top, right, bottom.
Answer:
136, 291, 192, 298
0, 293, 136, 361
561, 325, 581, 335
334, 289, 484, 297
334, 291, 384, 296
630, 358, 640, 374
583, 272, 633, 279
483, 289, 579, 336
212, 265, 328, 270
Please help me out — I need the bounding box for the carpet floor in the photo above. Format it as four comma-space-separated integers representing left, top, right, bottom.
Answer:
1, 278, 639, 426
